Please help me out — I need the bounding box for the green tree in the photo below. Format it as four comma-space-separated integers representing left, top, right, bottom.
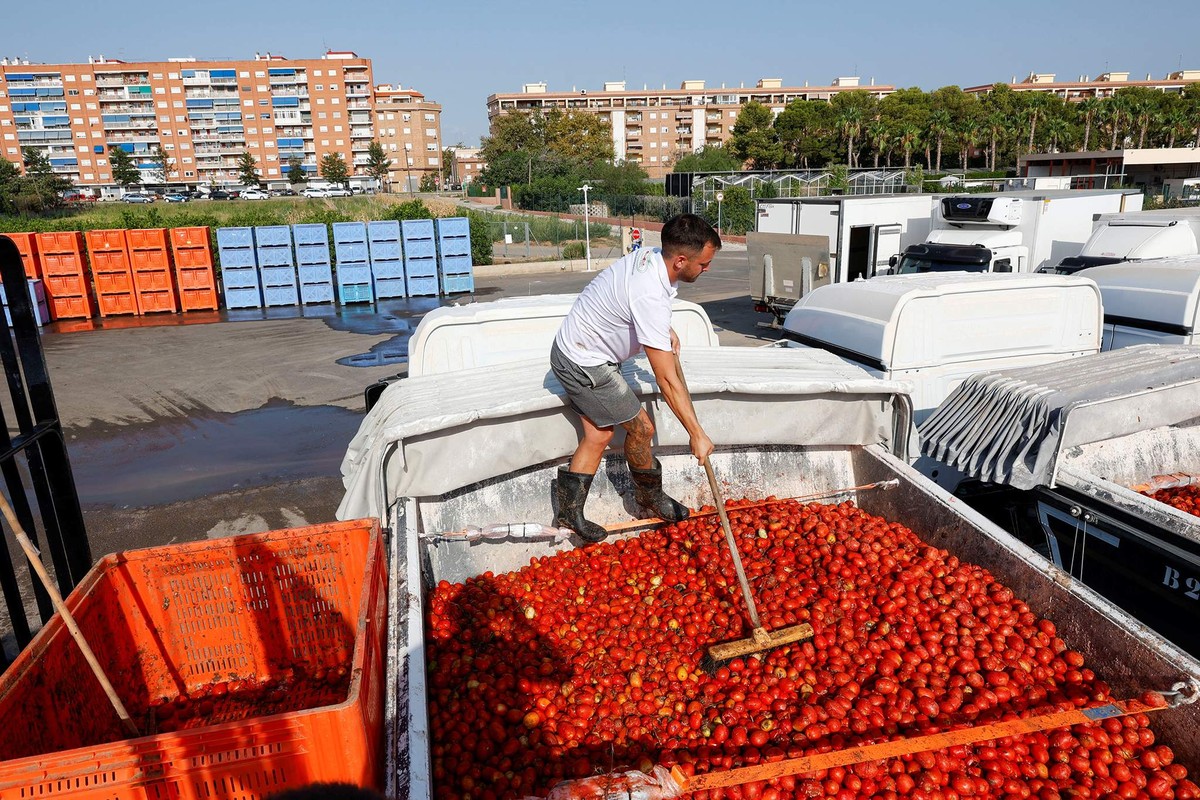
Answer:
319, 152, 349, 186
929, 107, 953, 172
287, 157, 306, 185
20, 147, 73, 208
365, 142, 392, 188
1115, 86, 1165, 149
441, 146, 457, 184
236, 151, 261, 187
418, 172, 438, 192
1077, 98, 1102, 151
107, 146, 142, 189
711, 185, 754, 235
831, 91, 877, 168
1182, 83, 1200, 148
773, 99, 837, 168
880, 87, 930, 170
148, 145, 172, 184
479, 109, 611, 190
671, 145, 742, 172
0, 157, 22, 214
728, 101, 782, 169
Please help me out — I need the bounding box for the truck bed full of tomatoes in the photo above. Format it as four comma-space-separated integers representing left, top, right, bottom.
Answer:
426, 499, 1194, 800
1147, 485, 1200, 518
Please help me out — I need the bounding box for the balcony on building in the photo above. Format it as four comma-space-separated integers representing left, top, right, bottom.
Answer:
95, 73, 150, 88
350, 126, 373, 139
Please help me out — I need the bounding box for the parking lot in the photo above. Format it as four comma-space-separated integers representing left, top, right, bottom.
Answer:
46, 245, 769, 560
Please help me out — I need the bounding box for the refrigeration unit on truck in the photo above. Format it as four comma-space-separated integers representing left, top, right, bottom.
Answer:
921, 345, 1200, 658
889, 189, 1143, 275
337, 296, 1200, 799
754, 193, 937, 284
1079, 256, 1200, 350
1043, 207, 1200, 274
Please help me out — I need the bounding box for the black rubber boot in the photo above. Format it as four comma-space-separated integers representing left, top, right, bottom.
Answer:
630, 458, 690, 522
554, 467, 608, 543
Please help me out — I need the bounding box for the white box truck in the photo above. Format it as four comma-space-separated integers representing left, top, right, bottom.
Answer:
1079, 256, 1200, 349
890, 189, 1143, 275
1045, 207, 1200, 274
754, 194, 937, 283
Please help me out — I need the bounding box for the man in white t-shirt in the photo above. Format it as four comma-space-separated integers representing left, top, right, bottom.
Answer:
549, 214, 721, 541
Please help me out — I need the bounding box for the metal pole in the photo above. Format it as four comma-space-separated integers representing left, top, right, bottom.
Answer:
718, 198, 723, 234
579, 183, 593, 272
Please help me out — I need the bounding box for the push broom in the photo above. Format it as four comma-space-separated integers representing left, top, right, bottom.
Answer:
673, 356, 813, 670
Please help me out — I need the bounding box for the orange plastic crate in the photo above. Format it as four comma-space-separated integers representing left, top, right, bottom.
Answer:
126, 228, 169, 251
179, 287, 220, 311
3, 233, 41, 279
40, 252, 86, 277
36, 231, 84, 256
0, 519, 386, 800
44, 273, 88, 297
86, 229, 127, 252
94, 271, 135, 294
170, 226, 211, 249
96, 292, 139, 317
90, 248, 132, 273
47, 294, 94, 320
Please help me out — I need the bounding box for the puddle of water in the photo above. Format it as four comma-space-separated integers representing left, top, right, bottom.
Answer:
70, 402, 365, 507
336, 333, 410, 368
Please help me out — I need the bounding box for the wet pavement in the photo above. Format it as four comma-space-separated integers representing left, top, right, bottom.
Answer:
42, 248, 771, 562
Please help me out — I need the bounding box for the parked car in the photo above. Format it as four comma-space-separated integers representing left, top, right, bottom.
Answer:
241, 188, 271, 200
272, 188, 298, 197
163, 193, 190, 203
326, 186, 352, 197
206, 190, 233, 201
122, 193, 154, 204
61, 192, 96, 203
302, 187, 331, 198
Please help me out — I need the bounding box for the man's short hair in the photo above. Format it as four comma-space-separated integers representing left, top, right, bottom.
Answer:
661, 214, 722, 259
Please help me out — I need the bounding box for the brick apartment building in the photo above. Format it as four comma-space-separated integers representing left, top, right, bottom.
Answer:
450, 147, 484, 187
0, 51, 442, 195
486, 77, 895, 179
964, 69, 1200, 101
373, 85, 442, 192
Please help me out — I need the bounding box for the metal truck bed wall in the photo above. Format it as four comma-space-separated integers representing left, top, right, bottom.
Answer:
384, 444, 1200, 799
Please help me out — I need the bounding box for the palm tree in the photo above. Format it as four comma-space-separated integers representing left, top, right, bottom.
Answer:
1042, 116, 1071, 153
895, 123, 921, 170
1106, 93, 1129, 150
866, 119, 890, 168
956, 114, 984, 171
1162, 105, 1192, 148
983, 111, 1008, 171
929, 108, 953, 173
837, 103, 864, 168
1022, 93, 1051, 154
1077, 98, 1102, 151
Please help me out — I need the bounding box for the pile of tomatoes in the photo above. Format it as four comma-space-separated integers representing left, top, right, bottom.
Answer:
1148, 485, 1200, 518
426, 499, 1194, 800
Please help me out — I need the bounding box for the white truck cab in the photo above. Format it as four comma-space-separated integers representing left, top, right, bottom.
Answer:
1079, 256, 1200, 350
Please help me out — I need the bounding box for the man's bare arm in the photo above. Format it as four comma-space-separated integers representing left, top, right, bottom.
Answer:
645, 346, 713, 463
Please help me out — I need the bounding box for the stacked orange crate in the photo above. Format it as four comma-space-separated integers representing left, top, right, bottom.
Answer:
169, 227, 219, 311
125, 228, 178, 314
85, 230, 139, 317
4, 233, 42, 279
35, 231, 95, 320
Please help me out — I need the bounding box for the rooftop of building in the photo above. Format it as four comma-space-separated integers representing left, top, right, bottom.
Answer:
489, 76, 891, 100
964, 69, 1200, 92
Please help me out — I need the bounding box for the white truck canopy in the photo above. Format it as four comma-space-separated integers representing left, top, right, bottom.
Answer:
782, 273, 1102, 372
1082, 257, 1200, 338
919, 344, 1200, 489
1081, 217, 1200, 260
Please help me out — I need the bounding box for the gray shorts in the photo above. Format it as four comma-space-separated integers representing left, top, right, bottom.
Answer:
550, 340, 642, 428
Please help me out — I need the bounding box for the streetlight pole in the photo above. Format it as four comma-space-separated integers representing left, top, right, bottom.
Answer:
579, 183, 593, 272
716, 190, 724, 236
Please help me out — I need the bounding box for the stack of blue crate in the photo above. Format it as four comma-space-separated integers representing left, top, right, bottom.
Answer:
332, 222, 374, 304
292, 224, 335, 304
1, 279, 49, 327
254, 225, 299, 307
216, 227, 262, 309
367, 220, 406, 299
436, 216, 474, 295
401, 219, 438, 296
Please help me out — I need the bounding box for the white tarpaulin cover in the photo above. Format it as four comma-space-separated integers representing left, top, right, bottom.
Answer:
919, 344, 1200, 490
337, 346, 911, 520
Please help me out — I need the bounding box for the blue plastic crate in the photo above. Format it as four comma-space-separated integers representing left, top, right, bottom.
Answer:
367, 220, 401, 241
222, 266, 260, 290
218, 247, 257, 269
256, 246, 294, 267
259, 265, 297, 287
336, 263, 372, 285
300, 281, 335, 304
299, 263, 333, 284
332, 222, 367, 244
441, 272, 475, 295
440, 254, 473, 275
338, 282, 374, 304
292, 224, 329, 246
435, 217, 469, 238
438, 237, 471, 257
216, 227, 254, 248
405, 255, 437, 278
224, 285, 262, 309
296, 242, 331, 265
373, 276, 407, 299
368, 240, 402, 261
401, 219, 435, 240
370, 260, 405, 280
334, 241, 369, 263
402, 238, 436, 258
406, 274, 440, 297
254, 225, 292, 247
262, 283, 300, 307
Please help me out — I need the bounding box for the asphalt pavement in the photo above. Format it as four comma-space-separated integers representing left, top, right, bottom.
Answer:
44, 246, 777, 560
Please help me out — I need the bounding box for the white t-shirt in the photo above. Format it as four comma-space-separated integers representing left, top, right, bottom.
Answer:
555, 247, 678, 367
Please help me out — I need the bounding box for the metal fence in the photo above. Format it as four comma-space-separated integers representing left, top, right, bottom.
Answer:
0, 237, 91, 670
485, 217, 623, 264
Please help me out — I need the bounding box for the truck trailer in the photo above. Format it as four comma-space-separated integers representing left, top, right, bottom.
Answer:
1045, 207, 1200, 274
890, 189, 1143, 275
1079, 256, 1200, 349
336, 297, 1200, 800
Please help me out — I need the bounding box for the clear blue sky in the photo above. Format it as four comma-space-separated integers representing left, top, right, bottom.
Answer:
10, 0, 1200, 147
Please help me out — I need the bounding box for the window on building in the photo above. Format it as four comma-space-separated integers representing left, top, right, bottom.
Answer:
261, 112, 270, 119
267, 168, 277, 175
96, 158, 106, 165
70, 103, 82, 110
182, 157, 192, 164
650, 156, 657, 162
386, 113, 394, 120
403, 127, 410, 134
253, 71, 263, 78
318, 112, 327, 119
321, 139, 329, 146
155, 87, 165, 94
315, 85, 323, 91
388, 143, 397, 151
160, 116, 170, 123
407, 157, 414, 166
424, 113, 434, 121
266, 154, 277, 161
424, 128, 436, 136
83, 172, 94, 179
335, 139, 343, 145
184, 170, 194, 177
65, 75, 76, 83
404, 142, 412, 150
86, 102, 97, 109
426, 143, 436, 151
171, 86, 181, 94
247, 127, 257, 134
650, 142, 656, 148
330, 84, 338, 91
316, 98, 324, 105
157, 101, 167, 108
319, 126, 328, 132
333, 125, 342, 132
332, 112, 341, 119
80, 158, 90, 166
331, 98, 339, 104
68, 89, 79, 96
81, 75, 91, 81
403, 113, 410, 121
